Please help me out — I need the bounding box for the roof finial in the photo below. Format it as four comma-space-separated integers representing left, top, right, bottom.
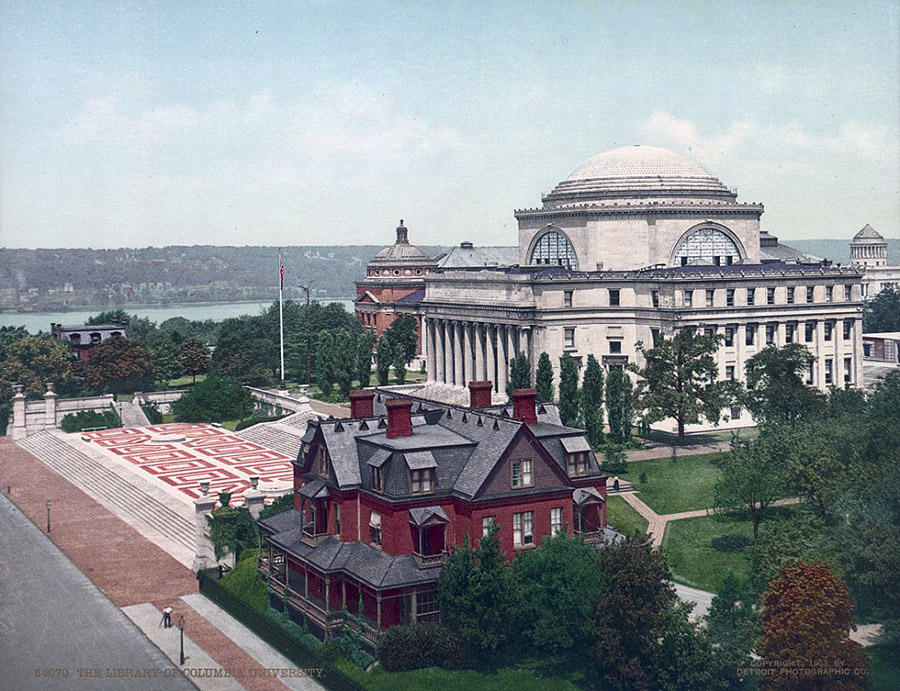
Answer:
396, 219, 408, 244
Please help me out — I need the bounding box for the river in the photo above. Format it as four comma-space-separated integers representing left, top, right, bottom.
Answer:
0, 299, 356, 333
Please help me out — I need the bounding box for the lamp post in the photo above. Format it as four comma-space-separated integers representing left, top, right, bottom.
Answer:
46, 501, 51, 533
178, 615, 185, 665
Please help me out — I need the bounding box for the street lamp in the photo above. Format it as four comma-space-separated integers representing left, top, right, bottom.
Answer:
46, 501, 51, 533
178, 616, 185, 665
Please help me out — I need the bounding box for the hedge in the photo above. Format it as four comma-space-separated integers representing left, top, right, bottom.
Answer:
376, 622, 465, 672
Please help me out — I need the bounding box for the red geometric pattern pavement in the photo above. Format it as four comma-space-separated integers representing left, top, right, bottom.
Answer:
83, 423, 294, 505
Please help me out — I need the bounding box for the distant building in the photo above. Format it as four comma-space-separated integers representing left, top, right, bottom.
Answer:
863, 332, 900, 364
849, 224, 900, 298
50, 323, 126, 361
257, 385, 613, 642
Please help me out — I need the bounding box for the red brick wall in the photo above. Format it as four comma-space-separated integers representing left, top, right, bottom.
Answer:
473, 494, 574, 560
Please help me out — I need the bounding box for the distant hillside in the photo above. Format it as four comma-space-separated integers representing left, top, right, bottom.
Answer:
788, 238, 900, 264
0, 245, 442, 311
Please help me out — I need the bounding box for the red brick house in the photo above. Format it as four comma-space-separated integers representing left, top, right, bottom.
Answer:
257, 382, 614, 643
50, 323, 126, 361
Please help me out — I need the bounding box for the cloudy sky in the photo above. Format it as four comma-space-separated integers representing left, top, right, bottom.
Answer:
1, 1, 898, 249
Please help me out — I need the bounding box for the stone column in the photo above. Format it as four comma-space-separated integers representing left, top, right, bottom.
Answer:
463, 322, 473, 385
815, 320, 826, 390
852, 318, 863, 387
735, 325, 745, 383
486, 325, 496, 391
454, 322, 464, 387
497, 326, 509, 395
436, 321, 446, 384
193, 481, 218, 573
43, 383, 58, 431
425, 318, 436, 383
11, 384, 26, 440
474, 323, 485, 381
243, 477, 266, 520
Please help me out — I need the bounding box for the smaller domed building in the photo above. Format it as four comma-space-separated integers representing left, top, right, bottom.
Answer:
355, 221, 437, 359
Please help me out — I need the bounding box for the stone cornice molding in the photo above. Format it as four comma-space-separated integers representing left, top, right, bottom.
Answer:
514, 201, 764, 221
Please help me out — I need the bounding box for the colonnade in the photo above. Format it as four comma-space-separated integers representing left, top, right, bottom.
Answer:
423, 318, 532, 393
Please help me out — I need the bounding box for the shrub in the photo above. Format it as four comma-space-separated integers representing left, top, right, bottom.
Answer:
60, 409, 121, 433
171, 374, 255, 423
234, 414, 285, 431
219, 550, 268, 614
711, 534, 752, 553
377, 622, 465, 671
140, 403, 163, 424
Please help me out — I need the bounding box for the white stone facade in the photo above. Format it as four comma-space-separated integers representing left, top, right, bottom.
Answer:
421, 145, 864, 432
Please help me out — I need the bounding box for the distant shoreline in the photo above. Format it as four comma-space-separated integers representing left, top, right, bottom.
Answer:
0, 296, 354, 315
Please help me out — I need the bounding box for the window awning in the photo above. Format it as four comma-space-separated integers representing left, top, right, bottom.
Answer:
404, 450, 437, 470
573, 487, 605, 506
367, 448, 391, 468
408, 506, 449, 526
369, 511, 381, 527
297, 477, 330, 499
561, 436, 591, 454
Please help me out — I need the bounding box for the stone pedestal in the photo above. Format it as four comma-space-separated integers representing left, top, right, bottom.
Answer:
192, 482, 218, 573
243, 476, 265, 520
44, 383, 58, 431
11, 384, 26, 440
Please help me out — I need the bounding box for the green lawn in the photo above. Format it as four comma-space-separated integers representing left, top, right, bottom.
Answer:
606, 495, 648, 536
662, 508, 798, 592
336, 659, 581, 691
623, 452, 727, 514
870, 645, 900, 691
168, 374, 206, 387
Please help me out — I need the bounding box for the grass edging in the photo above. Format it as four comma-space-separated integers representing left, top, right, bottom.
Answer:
198, 569, 365, 691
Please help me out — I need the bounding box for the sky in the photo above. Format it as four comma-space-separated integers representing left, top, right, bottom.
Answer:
1, 0, 898, 249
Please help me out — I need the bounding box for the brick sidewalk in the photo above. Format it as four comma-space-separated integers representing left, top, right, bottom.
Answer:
0, 438, 291, 691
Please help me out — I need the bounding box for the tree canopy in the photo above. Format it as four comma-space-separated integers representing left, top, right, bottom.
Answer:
581, 354, 604, 447
558, 353, 580, 427
171, 374, 255, 422
863, 284, 900, 333
535, 351, 555, 402
742, 344, 824, 427
82, 338, 155, 394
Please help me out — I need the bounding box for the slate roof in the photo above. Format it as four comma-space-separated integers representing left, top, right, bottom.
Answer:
435, 245, 519, 268
296, 388, 600, 502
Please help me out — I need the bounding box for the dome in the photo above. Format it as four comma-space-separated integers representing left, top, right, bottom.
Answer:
543, 145, 736, 206
369, 221, 434, 265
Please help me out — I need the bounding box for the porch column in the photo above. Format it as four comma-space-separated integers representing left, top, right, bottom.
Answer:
376, 593, 382, 630
411, 590, 418, 624
454, 321, 464, 387
325, 577, 330, 613
342, 579, 347, 610
304, 566, 309, 598
486, 325, 496, 392
474, 323, 485, 381
443, 320, 453, 385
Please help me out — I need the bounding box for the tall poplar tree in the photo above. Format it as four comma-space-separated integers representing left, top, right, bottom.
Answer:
581, 355, 604, 446
535, 352, 555, 402
606, 367, 635, 443
506, 352, 531, 397
558, 353, 580, 427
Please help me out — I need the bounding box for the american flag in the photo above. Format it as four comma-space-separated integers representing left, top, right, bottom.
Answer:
280, 262, 284, 291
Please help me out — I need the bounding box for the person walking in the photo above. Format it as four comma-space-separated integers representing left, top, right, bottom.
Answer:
613, 476, 620, 492
162, 605, 173, 629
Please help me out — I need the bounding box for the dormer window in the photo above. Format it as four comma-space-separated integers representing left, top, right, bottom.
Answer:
369, 511, 382, 547
561, 436, 591, 476
567, 452, 589, 476
410, 468, 435, 494
511, 459, 533, 488
313, 447, 330, 477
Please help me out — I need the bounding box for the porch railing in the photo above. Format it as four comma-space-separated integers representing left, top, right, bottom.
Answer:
579, 530, 604, 544
412, 550, 448, 568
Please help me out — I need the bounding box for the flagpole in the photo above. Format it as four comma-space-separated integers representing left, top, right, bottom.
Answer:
278, 249, 285, 389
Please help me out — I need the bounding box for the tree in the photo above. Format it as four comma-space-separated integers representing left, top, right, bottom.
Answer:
171, 374, 255, 423
0, 330, 75, 397
179, 339, 210, 384
633, 329, 727, 441
535, 352, 555, 402
391, 341, 407, 384
863, 284, 900, 333
743, 344, 824, 427
506, 352, 531, 397
149, 337, 183, 384
558, 353, 580, 427
208, 497, 257, 567
511, 532, 604, 655
314, 330, 336, 395
353, 331, 375, 386
581, 354, 605, 447
436, 527, 518, 661
87, 310, 157, 342
758, 563, 868, 690
706, 571, 759, 681
784, 421, 844, 519
383, 316, 418, 364
714, 434, 789, 543
604, 367, 636, 443
82, 338, 155, 394
376, 336, 392, 386
333, 330, 355, 395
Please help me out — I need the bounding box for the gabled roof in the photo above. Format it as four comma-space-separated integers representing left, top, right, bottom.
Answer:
408, 506, 449, 526
853, 224, 884, 241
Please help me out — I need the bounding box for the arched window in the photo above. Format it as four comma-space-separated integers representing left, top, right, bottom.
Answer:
530, 230, 578, 269
672, 227, 741, 267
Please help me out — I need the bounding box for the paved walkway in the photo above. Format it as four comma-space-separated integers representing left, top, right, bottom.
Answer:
307, 399, 349, 418
0, 439, 322, 691
0, 492, 194, 691
624, 439, 731, 462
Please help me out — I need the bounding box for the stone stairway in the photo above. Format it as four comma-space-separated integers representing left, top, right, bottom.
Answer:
17, 432, 194, 557
235, 423, 304, 458
116, 400, 150, 427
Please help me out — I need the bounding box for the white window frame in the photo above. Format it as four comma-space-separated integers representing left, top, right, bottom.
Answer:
551, 507, 563, 535
482, 515, 495, 537
511, 459, 534, 488
513, 511, 534, 547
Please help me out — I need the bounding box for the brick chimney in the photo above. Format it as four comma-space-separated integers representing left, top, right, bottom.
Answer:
468, 381, 493, 409
512, 388, 538, 426
385, 398, 414, 438
349, 389, 375, 418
